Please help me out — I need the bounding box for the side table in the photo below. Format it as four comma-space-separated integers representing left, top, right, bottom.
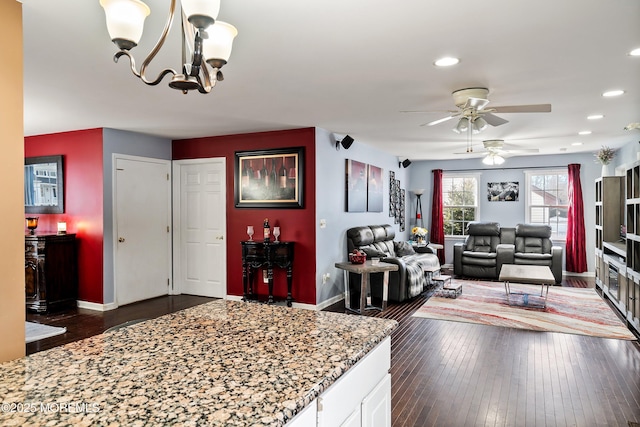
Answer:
335, 260, 399, 314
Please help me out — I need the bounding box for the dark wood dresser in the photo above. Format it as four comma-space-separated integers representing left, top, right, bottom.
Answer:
25, 233, 78, 312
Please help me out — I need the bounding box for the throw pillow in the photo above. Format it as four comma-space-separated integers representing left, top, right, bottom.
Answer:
395, 241, 416, 257
361, 247, 386, 258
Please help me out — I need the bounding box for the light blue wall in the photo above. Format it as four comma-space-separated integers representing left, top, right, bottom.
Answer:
102, 128, 172, 304
407, 152, 601, 273
315, 128, 408, 305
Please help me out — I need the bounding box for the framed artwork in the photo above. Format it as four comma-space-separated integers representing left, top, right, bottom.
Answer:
389, 171, 396, 218
399, 189, 406, 231
487, 181, 519, 202
346, 159, 367, 212
235, 147, 304, 208
367, 164, 384, 212
394, 179, 401, 224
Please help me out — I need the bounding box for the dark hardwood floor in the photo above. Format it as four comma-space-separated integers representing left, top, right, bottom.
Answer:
25, 275, 640, 426
26, 294, 214, 354
325, 273, 640, 427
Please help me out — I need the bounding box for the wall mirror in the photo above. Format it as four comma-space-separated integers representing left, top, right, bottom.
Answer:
25, 155, 64, 214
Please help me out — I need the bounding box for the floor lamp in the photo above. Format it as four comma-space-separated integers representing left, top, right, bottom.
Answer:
413, 189, 424, 228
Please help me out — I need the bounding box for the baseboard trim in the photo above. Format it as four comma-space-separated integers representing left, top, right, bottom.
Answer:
77, 300, 118, 312
563, 271, 595, 278
314, 293, 345, 311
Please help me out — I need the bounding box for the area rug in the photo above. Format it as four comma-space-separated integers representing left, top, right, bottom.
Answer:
413, 280, 637, 340
25, 321, 66, 343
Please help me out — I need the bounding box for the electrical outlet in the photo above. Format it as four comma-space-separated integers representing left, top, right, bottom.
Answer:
322, 273, 330, 284
320, 219, 327, 229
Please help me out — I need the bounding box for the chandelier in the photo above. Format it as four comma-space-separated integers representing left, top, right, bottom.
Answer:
100, 0, 238, 94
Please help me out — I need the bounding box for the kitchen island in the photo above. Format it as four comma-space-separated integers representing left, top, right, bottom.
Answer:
0, 300, 397, 426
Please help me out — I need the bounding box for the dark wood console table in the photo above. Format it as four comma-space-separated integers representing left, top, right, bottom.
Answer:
241, 241, 294, 306
25, 233, 78, 312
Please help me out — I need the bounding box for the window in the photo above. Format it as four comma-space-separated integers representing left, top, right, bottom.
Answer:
525, 169, 568, 239
443, 174, 479, 236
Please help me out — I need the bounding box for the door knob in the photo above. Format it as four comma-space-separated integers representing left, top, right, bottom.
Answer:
216, 235, 224, 240
118, 237, 125, 243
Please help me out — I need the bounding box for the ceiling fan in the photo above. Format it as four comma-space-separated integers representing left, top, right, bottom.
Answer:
454, 139, 539, 164
403, 87, 551, 130
454, 139, 540, 154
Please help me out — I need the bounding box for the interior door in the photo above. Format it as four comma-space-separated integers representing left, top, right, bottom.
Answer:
174, 159, 227, 298
115, 156, 171, 306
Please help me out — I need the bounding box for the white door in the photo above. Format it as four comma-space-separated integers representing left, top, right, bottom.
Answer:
173, 159, 227, 298
115, 156, 171, 306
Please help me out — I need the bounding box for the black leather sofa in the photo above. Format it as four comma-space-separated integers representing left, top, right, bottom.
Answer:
346, 224, 440, 302
453, 222, 563, 284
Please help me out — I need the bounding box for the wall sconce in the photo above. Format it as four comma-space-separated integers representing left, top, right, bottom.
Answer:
399, 159, 412, 168
335, 135, 355, 150
26, 217, 39, 235
57, 222, 67, 235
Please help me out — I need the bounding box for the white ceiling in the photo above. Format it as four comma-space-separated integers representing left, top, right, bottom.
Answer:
22, 0, 640, 161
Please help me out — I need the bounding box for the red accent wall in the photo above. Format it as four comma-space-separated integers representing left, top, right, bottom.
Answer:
25, 129, 104, 303
173, 128, 317, 304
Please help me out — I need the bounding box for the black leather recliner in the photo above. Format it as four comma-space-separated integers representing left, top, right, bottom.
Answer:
513, 224, 563, 284
453, 222, 514, 279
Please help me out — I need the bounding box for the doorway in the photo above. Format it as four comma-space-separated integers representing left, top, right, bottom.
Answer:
114, 155, 172, 306
172, 158, 227, 298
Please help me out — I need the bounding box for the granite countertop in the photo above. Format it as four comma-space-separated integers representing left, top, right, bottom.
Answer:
0, 300, 397, 426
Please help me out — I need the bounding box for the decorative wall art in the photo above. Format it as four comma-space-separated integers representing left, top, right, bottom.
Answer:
235, 147, 304, 208
389, 171, 396, 218
399, 189, 406, 232
346, 159, 368, 212
487, 181, 519, 202
367, 164, 383, 212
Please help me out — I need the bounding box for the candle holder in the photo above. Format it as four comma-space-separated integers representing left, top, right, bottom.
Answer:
26, 217, 39, 235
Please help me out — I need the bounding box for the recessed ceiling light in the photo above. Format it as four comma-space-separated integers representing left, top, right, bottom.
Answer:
434, 57, 460, 67
587, 114, 604, 120
578, 131, 592, 135
602, 89, 625, 97
629, 48, 640, 56
572, 142, 583, 146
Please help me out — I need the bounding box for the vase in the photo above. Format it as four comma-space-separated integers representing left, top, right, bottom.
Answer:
601, 163, 612, 177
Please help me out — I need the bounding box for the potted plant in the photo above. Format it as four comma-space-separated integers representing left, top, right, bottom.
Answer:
595, 146, 616, 176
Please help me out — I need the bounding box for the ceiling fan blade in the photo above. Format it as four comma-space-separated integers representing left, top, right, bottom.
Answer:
491, 104, 552, 113
423, 115, 458, 127
483, 113, 509, 126
464, 97, 490, 111
502, 148, 540, 154
400, 109, 458, 114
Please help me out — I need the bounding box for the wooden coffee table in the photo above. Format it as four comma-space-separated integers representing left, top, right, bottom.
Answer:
499, 264, 555, 309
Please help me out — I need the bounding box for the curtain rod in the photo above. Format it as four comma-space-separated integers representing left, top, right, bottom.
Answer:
436, 164, 569, 173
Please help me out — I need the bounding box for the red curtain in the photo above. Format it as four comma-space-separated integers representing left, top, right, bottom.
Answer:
430, 169, 445, 264
566, 163, 587, 272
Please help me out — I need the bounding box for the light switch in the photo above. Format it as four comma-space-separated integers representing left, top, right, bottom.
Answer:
320, 219, 327, 228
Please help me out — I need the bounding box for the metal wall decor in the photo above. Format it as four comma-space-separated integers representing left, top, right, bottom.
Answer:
389, 171, 396, 218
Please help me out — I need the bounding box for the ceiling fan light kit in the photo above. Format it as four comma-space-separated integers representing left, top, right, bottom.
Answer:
482, 153, 505, 165
100, 0, 238, 94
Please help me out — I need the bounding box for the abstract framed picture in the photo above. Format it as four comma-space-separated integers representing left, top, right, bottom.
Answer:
346, 159, 367, 212
487, 181, 519, 202
235, 147, 304, 208
367, 164, 384, 212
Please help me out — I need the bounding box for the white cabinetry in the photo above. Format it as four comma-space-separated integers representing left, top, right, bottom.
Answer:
291, 336, 391, 427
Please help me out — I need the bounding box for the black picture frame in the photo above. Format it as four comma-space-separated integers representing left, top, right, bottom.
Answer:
487, 181, 519, 202
235, 147, 304, 208
25, 155, 64, 214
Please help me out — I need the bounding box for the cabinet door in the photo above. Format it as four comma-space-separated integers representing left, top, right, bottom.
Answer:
340, 407, 361, 427
361, 374, 391, 427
